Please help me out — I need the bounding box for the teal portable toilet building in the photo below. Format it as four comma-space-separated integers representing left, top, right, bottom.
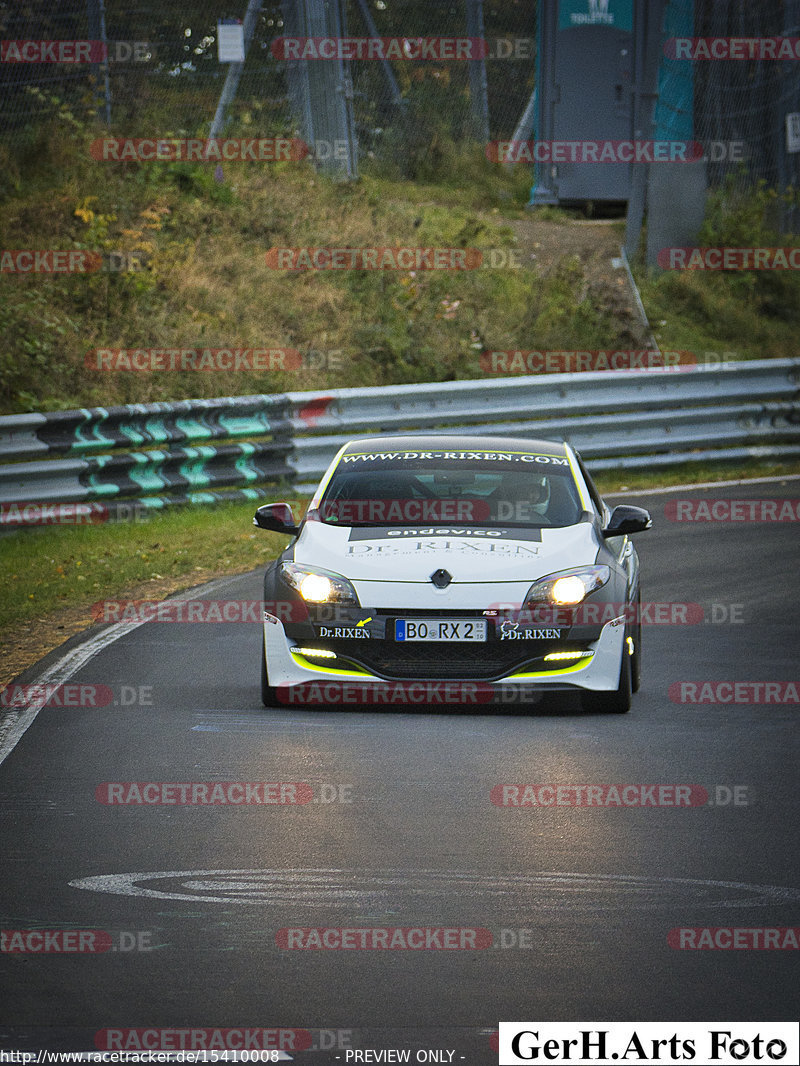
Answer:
530, 0, 669, 205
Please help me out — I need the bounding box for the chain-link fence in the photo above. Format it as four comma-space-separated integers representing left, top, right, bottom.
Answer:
1, 1, 797, 220
1, 1, 536, 172
0, 1, 289, 134
1, 0, 98, 128
655, 0, 800, 234
342, 0, 536, 172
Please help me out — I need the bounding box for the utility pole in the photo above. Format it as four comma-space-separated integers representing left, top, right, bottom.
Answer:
209, 0, 263, 142
779, 0, 800, 233
86, 0, 111, 124
353, 0, 404, 109
465, 0, 490, 142
281, 0, 358, 181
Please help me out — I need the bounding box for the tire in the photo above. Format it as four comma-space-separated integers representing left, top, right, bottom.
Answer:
580, 637, 632, 714
261, 636, 278, 707
630, 593, 642, 694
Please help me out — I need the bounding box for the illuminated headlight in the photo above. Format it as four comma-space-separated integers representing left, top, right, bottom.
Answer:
299, 574, 333, 602
279, 562, 360, 606
523, 565, 611, 608
550, 576, 586, 605
294, 647, 337, 660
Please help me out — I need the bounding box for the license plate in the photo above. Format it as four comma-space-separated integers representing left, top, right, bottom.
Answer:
395, 618, 487, 642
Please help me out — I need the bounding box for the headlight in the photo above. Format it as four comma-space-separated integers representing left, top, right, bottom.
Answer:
279, 562, 360, 606
523, 565, 611, 608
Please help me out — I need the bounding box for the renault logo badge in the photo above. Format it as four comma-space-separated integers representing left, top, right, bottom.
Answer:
430, 569, 452, 589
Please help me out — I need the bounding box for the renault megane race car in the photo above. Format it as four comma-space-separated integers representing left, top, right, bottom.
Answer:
254, 435, 651, 712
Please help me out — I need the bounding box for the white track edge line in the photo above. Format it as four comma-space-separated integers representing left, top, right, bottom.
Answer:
0, 575, 242, 770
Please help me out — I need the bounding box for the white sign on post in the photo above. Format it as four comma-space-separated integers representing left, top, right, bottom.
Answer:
786, 112, 800, 153
217, 20, 245, 63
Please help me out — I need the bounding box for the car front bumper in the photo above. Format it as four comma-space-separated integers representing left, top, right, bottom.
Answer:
263, 614, 627, 706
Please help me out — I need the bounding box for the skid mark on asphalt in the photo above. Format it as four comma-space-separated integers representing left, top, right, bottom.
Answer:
0, 794, 78, 815
68, 868, 800, 911
191, 711, 495, 736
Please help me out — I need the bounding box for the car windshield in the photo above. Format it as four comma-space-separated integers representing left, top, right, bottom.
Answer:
315, 449, 584, 528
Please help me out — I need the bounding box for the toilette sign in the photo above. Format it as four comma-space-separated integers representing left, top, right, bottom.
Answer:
559, 0, 634, 31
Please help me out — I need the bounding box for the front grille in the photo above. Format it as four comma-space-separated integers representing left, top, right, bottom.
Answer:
313, 636, 576, 681
344, 642, 535, 680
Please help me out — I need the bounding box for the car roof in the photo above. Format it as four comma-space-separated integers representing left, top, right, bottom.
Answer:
340, 434, 569, 456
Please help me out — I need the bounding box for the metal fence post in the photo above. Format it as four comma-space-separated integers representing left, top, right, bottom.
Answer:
466, 0, 490, 141
208, 0, 264, 143
283, 0, 358, 180
86, 0, 111, 124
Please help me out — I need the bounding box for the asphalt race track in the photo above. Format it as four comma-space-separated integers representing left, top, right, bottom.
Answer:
1, 479, 799, 1061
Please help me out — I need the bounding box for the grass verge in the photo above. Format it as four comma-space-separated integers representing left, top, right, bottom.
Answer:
0, 499, 293, 687
633, 180, 800, 361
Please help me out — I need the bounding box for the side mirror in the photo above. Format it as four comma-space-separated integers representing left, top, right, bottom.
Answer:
601, 504, 652, 538
253, 503, 299, 536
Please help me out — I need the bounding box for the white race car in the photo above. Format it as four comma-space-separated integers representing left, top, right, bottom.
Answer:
254, 435, 651, 712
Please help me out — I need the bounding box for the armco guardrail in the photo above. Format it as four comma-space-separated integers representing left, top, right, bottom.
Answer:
283, 358, 800, 483
1, 360, 798, 524
0, 394, 295, 522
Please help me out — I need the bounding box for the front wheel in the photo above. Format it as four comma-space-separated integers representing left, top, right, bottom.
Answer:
580, 640, 632, 714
